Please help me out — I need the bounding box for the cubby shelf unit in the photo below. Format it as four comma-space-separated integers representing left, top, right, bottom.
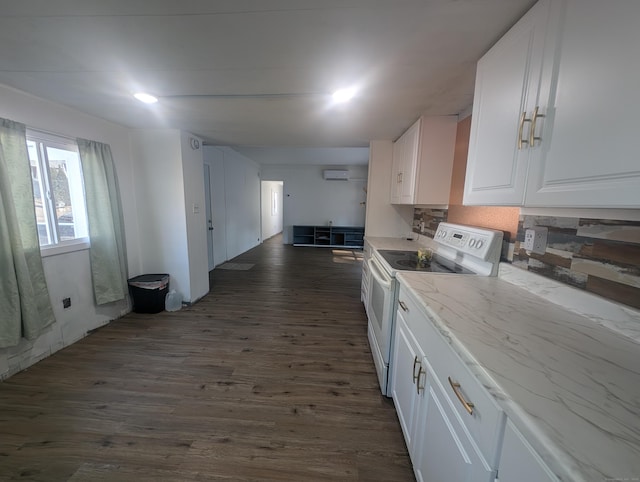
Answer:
292, 225, 364, 249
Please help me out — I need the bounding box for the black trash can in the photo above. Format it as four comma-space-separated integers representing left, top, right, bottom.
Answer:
128, 274, 170, 313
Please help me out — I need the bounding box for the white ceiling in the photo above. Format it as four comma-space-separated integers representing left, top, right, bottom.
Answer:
0, 0, 535, 150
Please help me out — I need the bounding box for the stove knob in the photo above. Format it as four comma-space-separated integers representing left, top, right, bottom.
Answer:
469, 238, 476, 247
476, 240, 484, 249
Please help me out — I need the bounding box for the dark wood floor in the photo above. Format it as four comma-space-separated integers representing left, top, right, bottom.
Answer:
0, 235, 414, 481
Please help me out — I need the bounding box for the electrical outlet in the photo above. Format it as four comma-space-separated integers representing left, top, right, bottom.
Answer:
524, 227, 548, 254
62, 297, 71, 309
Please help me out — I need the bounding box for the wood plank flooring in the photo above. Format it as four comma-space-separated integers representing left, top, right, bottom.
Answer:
0, 235, 414, 481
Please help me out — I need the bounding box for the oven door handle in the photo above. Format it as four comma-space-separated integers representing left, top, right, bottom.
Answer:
368, 257, 392, 289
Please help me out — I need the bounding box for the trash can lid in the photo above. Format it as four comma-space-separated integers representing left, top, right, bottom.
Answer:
128, 274, 169, 289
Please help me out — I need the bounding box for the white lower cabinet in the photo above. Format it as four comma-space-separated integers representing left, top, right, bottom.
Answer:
415, 365, 493, 482
497, 421, 558, 482
391, 285, 499, 482
390, 309, 426, 459
391, 282, 563, 481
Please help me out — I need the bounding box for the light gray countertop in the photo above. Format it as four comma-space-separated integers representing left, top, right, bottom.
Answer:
396, 271, 640, 482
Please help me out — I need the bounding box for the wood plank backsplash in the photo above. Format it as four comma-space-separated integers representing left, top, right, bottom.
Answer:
413, 209, 640, 310
514, 216, 640, 309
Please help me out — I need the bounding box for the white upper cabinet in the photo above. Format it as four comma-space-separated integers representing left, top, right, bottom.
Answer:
464, 0, 640, 208
464, 0, 549, 205
391, 116, 457, 206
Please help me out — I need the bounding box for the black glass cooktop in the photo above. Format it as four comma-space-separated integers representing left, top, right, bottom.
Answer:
377, 250, 475, 274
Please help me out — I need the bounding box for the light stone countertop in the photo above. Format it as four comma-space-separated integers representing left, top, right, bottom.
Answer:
396, 271, 640, 482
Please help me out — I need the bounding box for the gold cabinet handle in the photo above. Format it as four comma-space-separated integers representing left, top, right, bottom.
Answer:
416, 366, 426, 395
529, 106, 544, 147
398, 300, 408, 312
448, 377, 474, 415
517, 111, 532, 150
412, 356, 421, 383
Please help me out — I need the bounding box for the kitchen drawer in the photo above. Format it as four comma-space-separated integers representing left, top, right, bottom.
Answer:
397, 284, 505, 466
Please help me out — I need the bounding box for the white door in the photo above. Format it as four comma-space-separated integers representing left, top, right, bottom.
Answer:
525, 0, 640, 208
203, 163, 215, 271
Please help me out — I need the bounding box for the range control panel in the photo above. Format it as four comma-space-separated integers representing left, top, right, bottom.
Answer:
434, 222, 503, 262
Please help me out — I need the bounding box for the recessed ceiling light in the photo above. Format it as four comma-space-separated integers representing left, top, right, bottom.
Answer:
133, 92, 158, 104
332, 87, 357, 104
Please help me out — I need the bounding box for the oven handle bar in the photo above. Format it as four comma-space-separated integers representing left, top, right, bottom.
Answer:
368, 256, 392, 289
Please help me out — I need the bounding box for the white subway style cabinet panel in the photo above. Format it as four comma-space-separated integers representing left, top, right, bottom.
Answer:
464, 0, 640, 208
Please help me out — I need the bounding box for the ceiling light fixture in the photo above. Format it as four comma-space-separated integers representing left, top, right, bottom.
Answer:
133, 92, 158, 104
331, 87, 357, 104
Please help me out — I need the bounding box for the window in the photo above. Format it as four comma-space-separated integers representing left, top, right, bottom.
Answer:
26, 131, 88, 247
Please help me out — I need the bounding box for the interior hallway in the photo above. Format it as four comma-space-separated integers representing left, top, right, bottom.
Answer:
0, 234, 414, 481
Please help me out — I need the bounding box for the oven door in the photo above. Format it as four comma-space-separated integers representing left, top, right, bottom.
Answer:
366, 256, 395, 393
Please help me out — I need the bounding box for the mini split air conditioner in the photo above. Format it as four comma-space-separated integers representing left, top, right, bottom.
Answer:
323, 170, 349, 181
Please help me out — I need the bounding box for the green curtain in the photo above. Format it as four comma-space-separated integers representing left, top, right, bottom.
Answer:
77, 139, 128, 305
0, 118, 55, 348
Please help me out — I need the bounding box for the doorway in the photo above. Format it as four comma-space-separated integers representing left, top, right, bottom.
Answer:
260, 180, 284, 242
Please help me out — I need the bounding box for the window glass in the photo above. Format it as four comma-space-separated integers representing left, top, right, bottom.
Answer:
26, 132, 88, 247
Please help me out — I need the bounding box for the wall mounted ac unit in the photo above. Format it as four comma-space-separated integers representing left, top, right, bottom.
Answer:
323, 170, 349, 181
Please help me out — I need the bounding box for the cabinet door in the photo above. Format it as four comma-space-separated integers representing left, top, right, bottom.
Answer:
498, 421, 558, 482
415, 368, 494, 482
399, 119, 421, 204
463, 0, 549, 206
390, 134, 405, 204
389, 311, 425, 456
525, 0, 640, 208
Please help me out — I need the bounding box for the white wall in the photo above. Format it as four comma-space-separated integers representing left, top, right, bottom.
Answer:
130, 129, 209, 304
365, 140, 413, 237
261, 180, 284, 240
0, 84, 139, 380
203, 146, 261, 262
179, 131, 208, 302
130, 129, 192, 299
261, 165, 368, 243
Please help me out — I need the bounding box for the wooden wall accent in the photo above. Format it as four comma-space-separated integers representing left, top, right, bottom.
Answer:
514, 216, 640, 309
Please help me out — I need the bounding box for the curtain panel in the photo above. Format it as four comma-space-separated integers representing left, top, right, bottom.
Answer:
77, 139, 128, 305
0, 118, 55, 348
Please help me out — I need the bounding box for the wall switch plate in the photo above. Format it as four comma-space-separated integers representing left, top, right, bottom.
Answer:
524, 227, 548, 254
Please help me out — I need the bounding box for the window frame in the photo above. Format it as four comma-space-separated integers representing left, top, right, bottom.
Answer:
26, 129, 90, 256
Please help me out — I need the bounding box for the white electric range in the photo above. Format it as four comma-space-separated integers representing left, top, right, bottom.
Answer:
365, 222, 504, 396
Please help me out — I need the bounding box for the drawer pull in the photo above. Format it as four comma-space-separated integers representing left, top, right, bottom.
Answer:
412, 356, 421, 383
398, 300, 408, 312
448, 377, 474, 415
416, 366, 426, 395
